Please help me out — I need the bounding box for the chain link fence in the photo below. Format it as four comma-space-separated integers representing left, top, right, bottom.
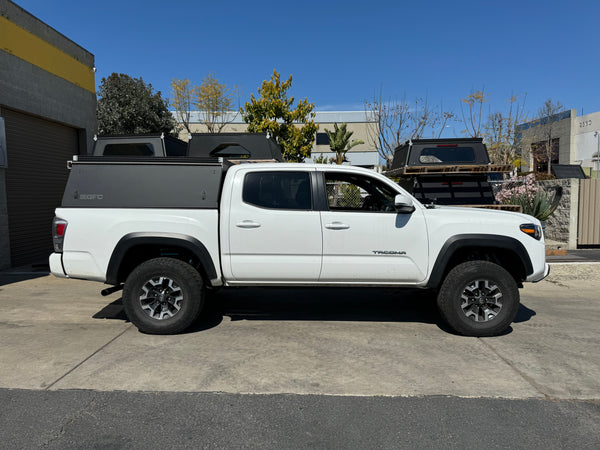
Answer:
326, 182, 365, 209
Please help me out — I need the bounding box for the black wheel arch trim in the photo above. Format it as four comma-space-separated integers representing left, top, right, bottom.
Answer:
106, 232, 217, 285
426, 234, 533, 289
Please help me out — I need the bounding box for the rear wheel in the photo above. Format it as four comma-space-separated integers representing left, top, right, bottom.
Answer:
437, 261, 519, 337
123, 257, 204, 334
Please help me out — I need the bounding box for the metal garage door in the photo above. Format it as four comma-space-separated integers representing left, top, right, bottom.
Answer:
3, 108, 79, 267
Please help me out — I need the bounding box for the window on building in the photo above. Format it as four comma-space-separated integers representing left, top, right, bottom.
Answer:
532, 138, 559, 173
316, 133, 330, 146
243, 171, 312, 210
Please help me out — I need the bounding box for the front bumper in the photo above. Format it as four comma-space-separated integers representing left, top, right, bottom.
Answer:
528, 262, 550, 283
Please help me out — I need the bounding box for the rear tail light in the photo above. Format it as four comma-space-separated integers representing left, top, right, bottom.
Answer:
53, 217, 68, 252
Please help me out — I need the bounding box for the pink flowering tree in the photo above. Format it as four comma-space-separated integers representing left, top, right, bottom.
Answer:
495, 174, 560, 221
495, 174, 537, 204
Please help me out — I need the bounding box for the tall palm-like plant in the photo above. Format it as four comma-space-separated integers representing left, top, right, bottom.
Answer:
325, 123, 364, 164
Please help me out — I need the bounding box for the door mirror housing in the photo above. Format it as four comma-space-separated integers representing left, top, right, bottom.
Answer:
394, 193, 415, 213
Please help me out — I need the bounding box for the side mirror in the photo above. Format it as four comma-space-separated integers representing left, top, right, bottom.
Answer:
394, 193, 415, 214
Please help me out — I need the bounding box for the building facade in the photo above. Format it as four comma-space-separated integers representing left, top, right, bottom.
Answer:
183, 110, 380, 167
517, 109, 600, 176
572, 111, 600, 174
0, 0, 96, 268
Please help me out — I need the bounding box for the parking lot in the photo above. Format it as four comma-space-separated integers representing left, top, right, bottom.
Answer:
1, 263, 599, 400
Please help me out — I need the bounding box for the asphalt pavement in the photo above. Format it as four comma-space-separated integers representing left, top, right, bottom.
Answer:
1, 390, 598, 449
1, 261, 599, 448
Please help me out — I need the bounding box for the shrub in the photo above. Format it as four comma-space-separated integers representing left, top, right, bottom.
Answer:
506, 190, 559, 221
496, 175, 562, 221
517, 171, 556, 181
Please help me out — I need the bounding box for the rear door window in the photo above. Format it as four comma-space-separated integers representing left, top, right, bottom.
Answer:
243, 171, 312, 210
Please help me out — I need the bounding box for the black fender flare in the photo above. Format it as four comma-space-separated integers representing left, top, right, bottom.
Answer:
426, 234, 533, 289
106, 232, 217, 285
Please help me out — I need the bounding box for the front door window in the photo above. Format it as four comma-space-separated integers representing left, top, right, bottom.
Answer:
325, 172, 397, 213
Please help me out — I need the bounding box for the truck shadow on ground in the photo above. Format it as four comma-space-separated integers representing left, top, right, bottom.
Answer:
93, 287, 537, 336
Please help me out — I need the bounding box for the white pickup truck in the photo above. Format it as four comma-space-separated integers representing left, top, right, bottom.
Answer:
50, 157, 549, 336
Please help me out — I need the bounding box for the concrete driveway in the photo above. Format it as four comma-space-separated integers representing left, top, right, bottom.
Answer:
0, 264, 599, 400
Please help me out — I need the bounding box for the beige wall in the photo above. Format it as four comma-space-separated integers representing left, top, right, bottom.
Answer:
181, 112, 379, 156
517, 109, 575, 170
315, 122, 373, 154
186, 122, 248, 136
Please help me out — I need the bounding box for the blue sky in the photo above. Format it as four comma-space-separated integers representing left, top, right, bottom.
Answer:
13, 0, 600, 125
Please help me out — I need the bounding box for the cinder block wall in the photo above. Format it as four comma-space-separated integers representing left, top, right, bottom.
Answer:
537, 179, 579, 248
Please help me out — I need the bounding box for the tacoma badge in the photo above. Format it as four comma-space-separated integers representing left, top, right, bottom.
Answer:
372, 250, 407, 255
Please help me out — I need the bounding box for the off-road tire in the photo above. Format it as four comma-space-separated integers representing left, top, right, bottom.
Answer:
437, 261, 519, 337
123, 257, 204, 334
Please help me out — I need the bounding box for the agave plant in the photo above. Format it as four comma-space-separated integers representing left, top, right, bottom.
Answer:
507, 186, 563, 221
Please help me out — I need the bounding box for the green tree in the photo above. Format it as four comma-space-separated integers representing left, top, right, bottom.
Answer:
196, 73, 237, 133
325, 123, 364, 164
313, 153, 335, 164
241, 70, 318, 162
97, 73, 177, 135
170, 78, 195, 136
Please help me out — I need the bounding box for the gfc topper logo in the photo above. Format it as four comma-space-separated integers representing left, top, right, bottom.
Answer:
74, 191, 104, 200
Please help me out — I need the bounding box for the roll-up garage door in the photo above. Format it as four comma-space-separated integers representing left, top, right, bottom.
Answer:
3, 108, 79, 267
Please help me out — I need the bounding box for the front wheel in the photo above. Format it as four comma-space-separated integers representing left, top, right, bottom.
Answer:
123, 257, 205, 334
437, 261, 519, 337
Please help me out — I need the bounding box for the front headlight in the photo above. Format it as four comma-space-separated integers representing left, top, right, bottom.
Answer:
520, 223, 542, 240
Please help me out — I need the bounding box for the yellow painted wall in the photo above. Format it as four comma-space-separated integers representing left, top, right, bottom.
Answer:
0, 15, 95, 93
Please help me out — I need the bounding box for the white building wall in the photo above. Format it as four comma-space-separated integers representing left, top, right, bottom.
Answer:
572, 111, 600, 169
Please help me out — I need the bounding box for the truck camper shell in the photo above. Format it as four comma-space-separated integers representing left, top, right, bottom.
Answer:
62, 157, 223, 209
386, 138, 516, 209
92, 134, 188, 157
391, 138, 489, 169
188, 133, 283, 162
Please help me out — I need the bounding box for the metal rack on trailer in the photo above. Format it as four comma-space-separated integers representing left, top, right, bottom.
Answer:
385, 138, 519, 211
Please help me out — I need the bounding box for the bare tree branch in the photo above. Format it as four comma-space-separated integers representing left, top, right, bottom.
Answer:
365, 89, 443, 167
